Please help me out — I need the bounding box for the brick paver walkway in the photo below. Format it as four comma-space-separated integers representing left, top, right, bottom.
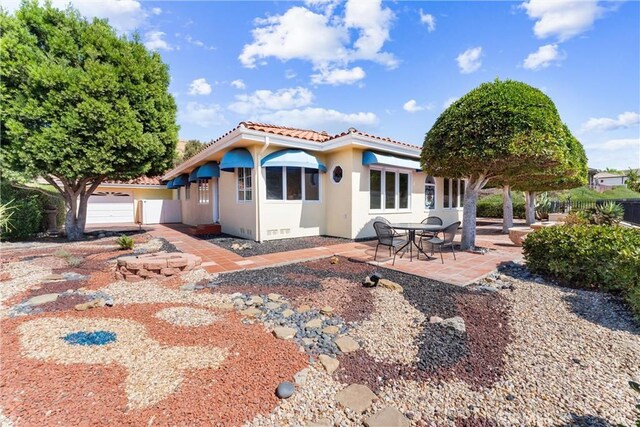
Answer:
137, 220, 523, 286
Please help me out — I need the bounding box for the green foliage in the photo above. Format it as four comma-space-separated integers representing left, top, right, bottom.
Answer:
53, 248, 71, 258
560, 185, 640, 201
0, 199, 16, 234
563, 211, 590, 226
183, 140, 203, 160
422, 79, 570, 181
116, 234, 134, 250
1, 181, 45, 239
523, 225, 640, 318
66, 255, 84, 267
535, 192, 551, 220
626, 169, 640, 193
477, 200, 526, 219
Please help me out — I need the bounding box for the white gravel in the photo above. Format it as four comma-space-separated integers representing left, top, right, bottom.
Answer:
154, 306, 219, 327
0, 261, 52, 317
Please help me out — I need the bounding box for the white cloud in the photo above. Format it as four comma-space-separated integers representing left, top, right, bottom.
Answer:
143, 30, 174, 51
443, 96, 458, 109
228, 87, 314, 115
285, 69, 297, 79
598, 138, 640, 151
521, 0, 606, 42
258, 107, 378, 131
231, 79, 246, 90
456, 47, 483, 74
419, 10, 436, 32
311, 67, 366, 85
181, 102, 226, 128
151, 7, 162, 15
188, 78, 212, 96
3, 0, 147, 33
523, 44, 565, 70
582, 112, 640, 132
239, 0, 396, 85
183, 34, 216, 50
403, 99, 432, 113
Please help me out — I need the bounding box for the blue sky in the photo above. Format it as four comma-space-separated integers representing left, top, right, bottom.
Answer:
6, 0, 640, 170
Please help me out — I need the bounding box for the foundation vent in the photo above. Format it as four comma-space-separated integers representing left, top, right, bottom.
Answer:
279, 228, 290, 235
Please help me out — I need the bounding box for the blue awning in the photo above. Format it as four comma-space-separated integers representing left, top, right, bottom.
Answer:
173, 174, 189, 187
166, 179, 176, 189
196, 161, 220, 179
220, 148, 253, 172
362, 150, 421, 171
189, 167, 200, 182
260, 149, 327, 172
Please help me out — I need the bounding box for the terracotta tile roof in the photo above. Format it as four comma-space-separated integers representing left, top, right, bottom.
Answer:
332, 127, 420, 150
240, 121, 332, 142
102, 176, 164, 186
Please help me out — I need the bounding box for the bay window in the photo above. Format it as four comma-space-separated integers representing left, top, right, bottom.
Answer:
265, 167, 321, 202
369, 168, 411, 211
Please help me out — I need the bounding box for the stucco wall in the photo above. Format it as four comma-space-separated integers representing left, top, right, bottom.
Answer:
179, 181, 215, 226
218, 151, 257, 240
324, 148, 353, 239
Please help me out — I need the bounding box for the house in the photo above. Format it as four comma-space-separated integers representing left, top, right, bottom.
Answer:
591, 171, 629, 192
159, 122, 464, 241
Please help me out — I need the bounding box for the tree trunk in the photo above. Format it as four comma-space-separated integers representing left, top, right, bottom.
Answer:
64, 194, 84, 241
502, 185, 513, 233
45, 176, 103, 241
460, 175, 488, 251
524, 191, 536, 226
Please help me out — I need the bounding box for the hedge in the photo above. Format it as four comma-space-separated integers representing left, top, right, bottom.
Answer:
477, 201, 526, 219
1, 181, 65, 240
523, 225, 640, 319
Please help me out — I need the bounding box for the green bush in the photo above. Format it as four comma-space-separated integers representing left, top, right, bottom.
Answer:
477, 200, 526, 219
523, 225, 640, 318
116, 235, 135, 250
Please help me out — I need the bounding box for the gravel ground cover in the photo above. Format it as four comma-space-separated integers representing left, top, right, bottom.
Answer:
200, 234, 351, 257
0, 236, 638, 427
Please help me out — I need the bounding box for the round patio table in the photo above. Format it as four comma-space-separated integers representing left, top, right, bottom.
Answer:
389, 223, 444, 262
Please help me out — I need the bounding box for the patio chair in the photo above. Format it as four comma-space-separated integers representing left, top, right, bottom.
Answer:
373, 221, 408, 265
424, 221, 461, 264
376, 216, 407, 237
417, 216, 443, 247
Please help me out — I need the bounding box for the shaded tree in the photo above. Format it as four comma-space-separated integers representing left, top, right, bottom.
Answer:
1, 1, 178, 240
183, 139, 204, 160
422, 79, 570, 249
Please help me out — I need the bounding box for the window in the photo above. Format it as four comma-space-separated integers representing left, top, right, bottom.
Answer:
197, 179, 209, 204
265, 167, 321, 202
369, 168, 411, 211
332, 166, 343, 183
185, 182, 191, 200
443, 178, 465, 209
237, 168, 252, 202
424, 176, 436, 209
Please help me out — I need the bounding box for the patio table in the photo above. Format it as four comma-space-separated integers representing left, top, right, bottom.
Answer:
389, 223, 444, 262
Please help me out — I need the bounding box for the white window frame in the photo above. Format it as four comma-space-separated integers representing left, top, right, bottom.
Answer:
443, 178, 465, 210
237, 167, 253, 203
197, 179, 210, 205
368, 167, 412, 213
264, 166, 322, 204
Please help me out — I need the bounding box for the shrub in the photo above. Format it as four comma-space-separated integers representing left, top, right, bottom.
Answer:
116, 235, 134, 250
523, 225, 640, 318
0, 200, 16, 235
477, 201, 526, 219
563, 211, 590, 226
66, 256, 84, 267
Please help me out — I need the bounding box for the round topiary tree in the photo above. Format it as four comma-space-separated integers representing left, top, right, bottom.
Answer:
421, 79, 570, 250
1, 1, 178, 240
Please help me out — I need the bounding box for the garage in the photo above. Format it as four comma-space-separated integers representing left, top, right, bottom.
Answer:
86, 191, 135, 224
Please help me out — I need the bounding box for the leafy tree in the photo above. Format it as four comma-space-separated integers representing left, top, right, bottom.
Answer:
422, 79, 570, 249
1, 1, 178, 240
183, 139, 204, 160
627, 168, 640, 193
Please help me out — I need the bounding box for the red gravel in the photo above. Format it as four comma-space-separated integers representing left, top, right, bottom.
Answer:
0, 304, 307, 426
34, 294, 93, 312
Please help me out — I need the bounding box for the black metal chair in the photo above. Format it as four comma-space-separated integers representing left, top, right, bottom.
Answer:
376, 216, 406, 237
417, 216, 442, 247
373, 221, 408, 265
425, 221, 461, 264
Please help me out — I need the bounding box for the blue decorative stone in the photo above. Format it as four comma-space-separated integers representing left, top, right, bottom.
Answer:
63, 330, 117, 346
276, 381, 295, 399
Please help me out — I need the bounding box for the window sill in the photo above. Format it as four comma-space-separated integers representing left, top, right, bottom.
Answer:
368, 209, 412, 215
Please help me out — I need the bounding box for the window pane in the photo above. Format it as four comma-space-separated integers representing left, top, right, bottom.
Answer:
286, 167, 302, 200
370, 170, 381, 209
444, 178, 450, 208
266, 167, 283, 200
399, 173, 409, 209
304, 168, 320, 201
385, 171, 396, 209
460, 180, 465, 207
245, 169, 252, 189
452, 179, 459, 208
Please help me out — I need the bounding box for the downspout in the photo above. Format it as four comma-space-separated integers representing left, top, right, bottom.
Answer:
255, 136, 270, 242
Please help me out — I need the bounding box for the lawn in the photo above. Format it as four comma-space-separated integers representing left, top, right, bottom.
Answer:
0, 234, 638, 426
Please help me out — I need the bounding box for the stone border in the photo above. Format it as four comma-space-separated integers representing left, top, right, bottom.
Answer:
116, 253, 201, 282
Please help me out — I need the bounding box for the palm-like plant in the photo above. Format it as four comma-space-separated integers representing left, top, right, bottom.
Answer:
0, 200, 16, 234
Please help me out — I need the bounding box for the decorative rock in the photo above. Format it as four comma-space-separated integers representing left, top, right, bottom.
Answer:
294, 368, 309, 386
240, 308, 262, 317
180, 284, 197, 291
307, 418, 332, 427
125, 275, 143, 283
441, 316, 466, 334
265, 301, 281, 310
330, 256, 339, 264
273, 327, 297, 340
319, 354, 339, 374
248, 296, 264, 306
378, 279, 403, 292
302, 338, 315, 346
267, 293, 281, 301
305, 318, 323, 329
429, 316, 443, 324
74, 299, 106, 311
362, 276, 376, 288
364, 406, 411, 427
322, 326, 340, 335
26, 293, 59, 306
335, 336, 360, 353
42, 273, 65, 281
116, 252, 201, 280
297, 304, 311, 313
335, 384, 376, 413
276, 381, 295, 399
320, 306, 334, 315
282, 309, 295, 318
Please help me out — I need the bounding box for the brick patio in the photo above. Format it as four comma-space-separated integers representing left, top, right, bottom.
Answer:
130, 219, 523, 286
